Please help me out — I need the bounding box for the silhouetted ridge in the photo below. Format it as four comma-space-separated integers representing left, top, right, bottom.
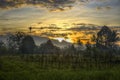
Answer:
39, 39, 60, 54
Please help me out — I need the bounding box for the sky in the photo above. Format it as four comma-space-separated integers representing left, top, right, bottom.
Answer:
0, 0, 120, 43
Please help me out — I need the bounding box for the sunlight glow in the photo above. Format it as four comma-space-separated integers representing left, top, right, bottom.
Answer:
54, 38, 65, 42
65, 38, 73, 43
54, 37, 73, 43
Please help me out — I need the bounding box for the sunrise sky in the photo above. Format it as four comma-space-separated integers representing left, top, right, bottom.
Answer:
0, 0, 120, 43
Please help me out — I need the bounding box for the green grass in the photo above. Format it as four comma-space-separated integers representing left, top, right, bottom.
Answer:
0, 55, 120, 80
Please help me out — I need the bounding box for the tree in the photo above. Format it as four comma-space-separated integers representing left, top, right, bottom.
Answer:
0, 41, 7, 54
64, 44, 76, 54
69, 44, 76, 54
86, 41, 91, 50
0, 41, 4, 48
20, 35, 36, 54
92, 26, 119, 49
7, 32, 25, 53
77, 39, 83, 46
39, 39, 60, 54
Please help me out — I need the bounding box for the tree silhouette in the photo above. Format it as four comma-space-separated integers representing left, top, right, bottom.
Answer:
92, 26, 119, 49
69, 44, 76, 54
39, 39, 60, 54
77, 39, 83, 46
7, 32, 25, 53
0, 41, 4, 48
20, 35, 36, 54
0, 41, 7, 54
86, 41, 91, 50
64, 44, 76, 54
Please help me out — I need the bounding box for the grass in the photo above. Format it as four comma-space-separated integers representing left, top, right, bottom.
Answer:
0, 55, 120, 80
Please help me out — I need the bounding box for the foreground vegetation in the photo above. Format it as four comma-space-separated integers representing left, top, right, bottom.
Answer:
0, 54, 120, 80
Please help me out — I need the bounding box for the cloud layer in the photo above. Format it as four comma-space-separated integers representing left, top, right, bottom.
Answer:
0, 0, 120, 43
1, 0, 108, 11
0, 0, 78, 11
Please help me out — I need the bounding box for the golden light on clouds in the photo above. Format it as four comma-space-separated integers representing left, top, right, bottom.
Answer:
0, 0, 119, 45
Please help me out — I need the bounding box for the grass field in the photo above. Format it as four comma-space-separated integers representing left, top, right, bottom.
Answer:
0, 54, 120, 80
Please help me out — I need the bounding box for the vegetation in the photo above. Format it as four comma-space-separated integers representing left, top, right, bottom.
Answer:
38, 39, 60, 54
0, 26, 120, 80
19, 35, 36, 54
92, 26, 119, 49
0, 54, 120, 80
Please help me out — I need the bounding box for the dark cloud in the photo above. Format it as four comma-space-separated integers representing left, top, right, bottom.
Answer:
68, 26, 99, 31
96, 6, 111, 10
31, 25, 62, 30
0, 0, 119, 11
40, 26, 61, 30
0, 0, 92, 11
71, 25, 95, 32
40, 32, 69, 38
72, 23, 98, 27
0, 0, 75, 10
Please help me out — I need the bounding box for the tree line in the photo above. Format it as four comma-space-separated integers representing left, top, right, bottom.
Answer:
0, 26, 120, 55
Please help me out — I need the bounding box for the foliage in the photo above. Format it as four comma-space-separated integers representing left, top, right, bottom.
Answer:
92, 26, 119, 49
19, 35, 36, 54
0, 41, 7, 54
0, 55, 120, 80
7, 32, 25, 53
38, 39, 61, 54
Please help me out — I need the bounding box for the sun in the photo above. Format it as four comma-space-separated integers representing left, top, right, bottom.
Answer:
54, 37, 73, 43
55, 38, 64, 42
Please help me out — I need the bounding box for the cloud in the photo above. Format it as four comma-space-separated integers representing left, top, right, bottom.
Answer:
72, 23, 98, 27
0, 27, 19, 34
68, 27, 98, 31
68, 23, 99, 31
31, 23, 62, 30
41, 33, 67, 37
0, 0, 103, 11
0, 0, 118, 11
0, 0, 76, 11
96, 6, 111, 10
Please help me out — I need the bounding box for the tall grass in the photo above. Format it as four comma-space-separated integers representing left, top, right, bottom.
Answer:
0, 54, 120, 80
